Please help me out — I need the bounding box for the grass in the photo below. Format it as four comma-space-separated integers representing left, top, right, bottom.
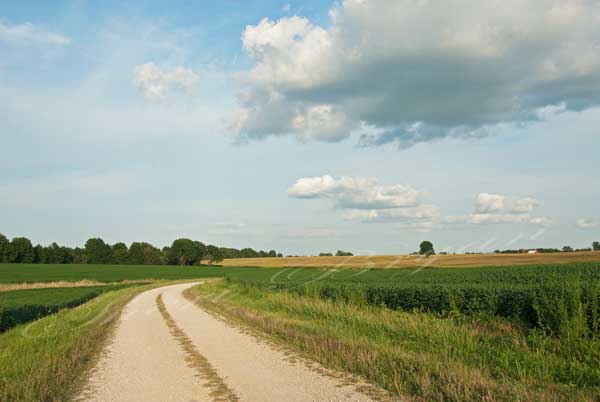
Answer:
0, 282, 163, 402
221, 262, 600, 286
0, 264, 228, 283
219, 250, 600, 268
0, 284, 138, 332
1, 262, 598, 401
187, 281, 600, 402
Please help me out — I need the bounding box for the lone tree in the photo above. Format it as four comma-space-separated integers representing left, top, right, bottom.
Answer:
562, 245, 574, 252
419, 241, 435, 256
593, 241, 600, 251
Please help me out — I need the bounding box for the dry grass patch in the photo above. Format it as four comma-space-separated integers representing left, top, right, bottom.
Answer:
156, 294, 239, 402
0, 279, 149, 292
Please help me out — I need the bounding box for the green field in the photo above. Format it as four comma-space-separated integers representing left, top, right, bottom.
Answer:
0, 263, 228, 283
0, 284, 136, 331
185, 262, 600, 401
222, 262, 600, 333
2, 262, 600, 401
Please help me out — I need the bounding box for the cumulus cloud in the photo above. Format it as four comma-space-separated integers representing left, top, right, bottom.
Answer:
576, 218, 599, 229
132, 62, 199, 100
288, 175, 436, 223
231, 0, 600, 147
476, 193, 543, 213
446, 193, 551, 226
288, 175, 421, 209
0, 21, 71, 45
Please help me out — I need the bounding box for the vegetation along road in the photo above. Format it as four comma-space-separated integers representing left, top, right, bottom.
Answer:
76, 282, 386, 402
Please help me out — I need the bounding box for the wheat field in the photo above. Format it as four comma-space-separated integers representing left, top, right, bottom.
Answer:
219, 250, 600, 269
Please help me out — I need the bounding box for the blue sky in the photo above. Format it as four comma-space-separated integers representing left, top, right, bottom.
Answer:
1, 0, 599, 254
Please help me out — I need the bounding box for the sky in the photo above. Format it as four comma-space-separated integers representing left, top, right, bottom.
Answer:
1, 0, 599, 255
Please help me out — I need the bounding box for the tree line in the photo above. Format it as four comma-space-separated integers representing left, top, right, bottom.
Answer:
0, 234, 282, 266
494, 242, 600, 254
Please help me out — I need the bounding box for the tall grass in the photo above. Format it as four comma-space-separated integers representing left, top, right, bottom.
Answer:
0, 284, 156, 402
187, 281, 600, 401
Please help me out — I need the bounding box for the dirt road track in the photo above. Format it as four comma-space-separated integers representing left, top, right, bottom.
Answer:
77, 283, 379, 402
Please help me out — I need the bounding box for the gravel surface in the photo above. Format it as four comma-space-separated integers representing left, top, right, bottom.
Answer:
77, 283, 379, 402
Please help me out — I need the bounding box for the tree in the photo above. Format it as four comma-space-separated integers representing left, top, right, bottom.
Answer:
204, 245, 224, 264
72, 247, 87, 264
8, 237, 34, 263
335, 250, 353, 256
319, 252, 333, 256
562, 246, 574, 252
111, 242, 129, 265
128, 242, 163, 265
0, 234, 9, 263
419, 241, 435, 256
85, 238, 112, 264
593, 241, 600, 251
168, 239, 204, 266
240, 248, 259, 258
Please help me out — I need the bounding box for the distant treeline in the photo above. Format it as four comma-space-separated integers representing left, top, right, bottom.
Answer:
318, 250, 354, 257
0, 233, 282, 266
494, 243, 600, 254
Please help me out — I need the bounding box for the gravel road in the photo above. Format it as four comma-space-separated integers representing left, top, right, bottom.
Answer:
77, 282, 380, 402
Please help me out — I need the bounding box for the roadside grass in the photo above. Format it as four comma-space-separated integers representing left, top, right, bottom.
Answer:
0, 284, 137, 332
186, 281, 600, 402
0, 282, 163, 402
0, 280, 148, 292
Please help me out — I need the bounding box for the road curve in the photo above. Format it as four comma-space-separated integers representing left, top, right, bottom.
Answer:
77, 283, 379, 402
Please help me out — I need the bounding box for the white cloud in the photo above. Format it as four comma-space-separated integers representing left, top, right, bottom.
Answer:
476, 193, 543, 213
445, 213, 551, 226
576, 218, 599, 229
132, 62, 199, 100
232, 0, 600, 147
0, 21, 71, 46
343, 205, 438, 223
288, 175, 421, 209
447, 193, 551, 226
288, 175, 435, 224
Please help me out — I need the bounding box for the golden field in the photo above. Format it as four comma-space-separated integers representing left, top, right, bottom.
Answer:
220, 250, 600, 269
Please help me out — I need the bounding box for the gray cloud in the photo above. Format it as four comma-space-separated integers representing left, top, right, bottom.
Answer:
231, 0, 600, 147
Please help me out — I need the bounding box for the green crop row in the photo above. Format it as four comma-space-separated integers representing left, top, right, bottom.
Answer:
0, 285, 131, 332
231, 278, 600, 337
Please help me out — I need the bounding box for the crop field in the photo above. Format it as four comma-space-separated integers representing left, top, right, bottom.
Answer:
219, 250, 600, 268
223, 262, 600, 333
0, 284, 135, 331
0, 263, 229, 283
190, 261, 600, 401
1, 261, 600, 401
